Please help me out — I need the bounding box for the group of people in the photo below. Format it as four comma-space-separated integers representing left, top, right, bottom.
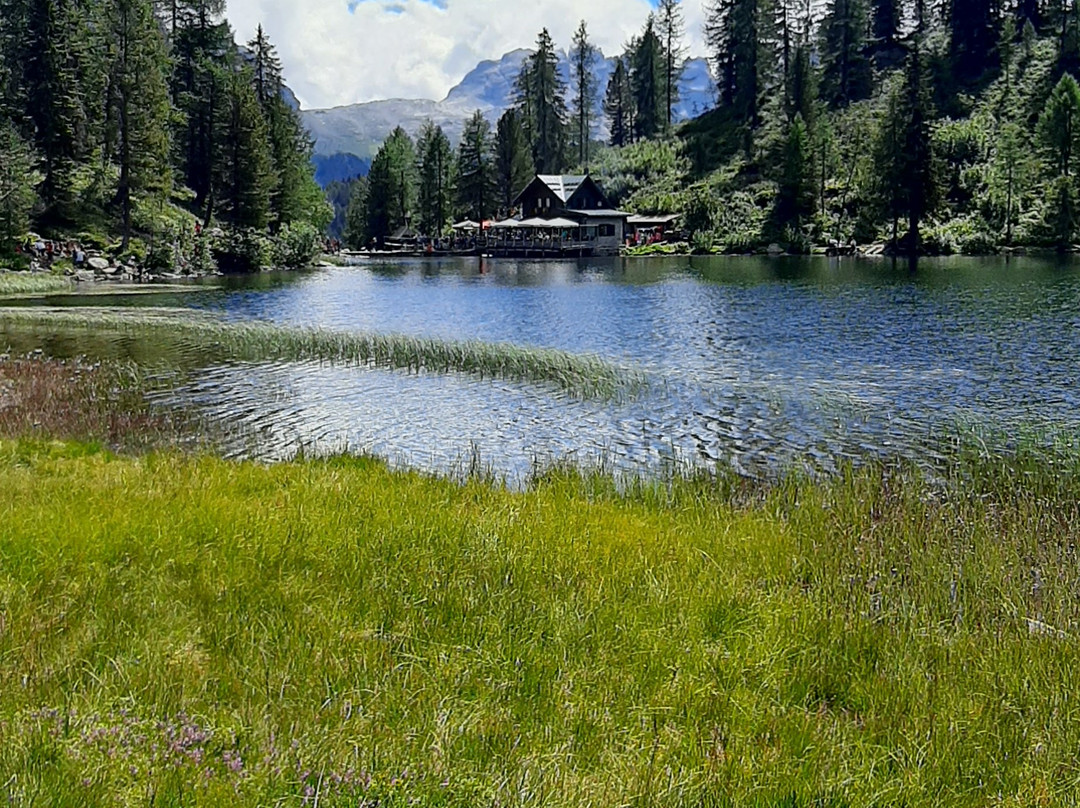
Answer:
17, 237, 88, 266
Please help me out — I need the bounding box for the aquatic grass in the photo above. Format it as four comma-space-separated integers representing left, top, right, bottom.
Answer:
0, 307, 645, 398
3, 444, 1080, 805
0, 272, 72, 296
0, 355, 198, 451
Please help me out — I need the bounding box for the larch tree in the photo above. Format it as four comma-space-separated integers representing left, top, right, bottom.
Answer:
569, 21, 599, 168
604, 56, 635, 147
106, 0, 173, 248
495, 108, 533, 211
416, 120, 455, 235
514, 28, 568, 173
819, 0, 871, 108
365, 127, 418, 245
215, 68, 273, 230
456, 110, 497, 222
631, 15, 665, 141
0, 121, 38, 252
657, 0, 686, 130
706, 0, 769, 138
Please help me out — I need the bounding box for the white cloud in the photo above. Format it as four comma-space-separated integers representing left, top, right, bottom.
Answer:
225, 0, 710, 109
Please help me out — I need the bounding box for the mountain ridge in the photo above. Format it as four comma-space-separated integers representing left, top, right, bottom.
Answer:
303, 49, 715, 186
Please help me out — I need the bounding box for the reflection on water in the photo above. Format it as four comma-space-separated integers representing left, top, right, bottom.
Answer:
8, 255, 1080, 479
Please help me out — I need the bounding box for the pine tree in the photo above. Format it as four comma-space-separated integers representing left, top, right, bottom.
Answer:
869, 0, 901, 49
215, 69, 273, 230
657, 0, 686, 130
773, 113, 814, 233
569, 21, 598, 168
416, 120, 454, 235
1037, 73, 1080, 179
365, 126, 417, 245
949, 0, 1001, 85
872, 81, 907, 246
706, 0, 768, 130
456, 110, 496, 222
0, 120, 38, 252
819, 0, 871, 108
342, 175, 369, 248
171, 0, 232, 212
247, 24, 283, 108
106, 0, 173, 248
494, 108, 533, 211
899, 45, 938, 257
631, 16, 665, 141
514, 28, 569, 173
15, 0, 93, 215
604, 56, 635, 147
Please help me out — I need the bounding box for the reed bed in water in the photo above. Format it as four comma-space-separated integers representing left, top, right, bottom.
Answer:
2, 443, 1080, 805
0, 307, 643, 398
0, 355, 194, 450
0, 272, 71, 296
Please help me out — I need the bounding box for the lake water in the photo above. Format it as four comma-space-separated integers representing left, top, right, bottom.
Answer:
9, 255, 1080, 479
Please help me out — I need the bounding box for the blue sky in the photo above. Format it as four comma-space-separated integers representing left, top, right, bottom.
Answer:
227, 0, 704, 109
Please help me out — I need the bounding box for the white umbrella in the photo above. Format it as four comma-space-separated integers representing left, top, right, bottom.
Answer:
452, 220, 480, 230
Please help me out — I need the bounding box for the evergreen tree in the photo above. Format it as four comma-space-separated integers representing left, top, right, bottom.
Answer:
988, 120, 1033, 245
569, 21, 599, 167
215, 69, 273, 229
247, 24, 283, 107
604, 56, 635, 147
416, 120, 454, 235
631, 16, 666, 141
514, 29, 568, 173
899, 45, 938, 257
0, 121, 38, 252
706, 0, 768, 130
1037, 73, 1080, 179
657, 0, 686, 130
13, 0, 93, 215
106, 0, 173, 248
872, 81, 907, 245
365, 126, 417, 245
773, 113, 814, 233
494, 108, 533, 211
456, 110, 497, 222
342, 175, 369, 248
171, 0, 232, 213
870, 0, 901, 49
949, 0, 1001, 85
787, 43, 817, 126
819, 0, 871, 108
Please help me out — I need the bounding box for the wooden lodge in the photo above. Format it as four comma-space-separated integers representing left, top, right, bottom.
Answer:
483, 175, 630, 257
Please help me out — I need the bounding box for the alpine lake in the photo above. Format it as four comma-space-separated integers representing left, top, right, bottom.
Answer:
4, 253, 1080, 480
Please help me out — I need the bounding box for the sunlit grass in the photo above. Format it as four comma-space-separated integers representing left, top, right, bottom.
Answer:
0, 272, 71, 296
0, 308, 644, 398
2, 443, 1080, 805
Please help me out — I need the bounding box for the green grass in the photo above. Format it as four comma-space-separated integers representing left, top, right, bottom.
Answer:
2, 443, 1080, 806
0, 272, 72, 297
0, 308, 644, 398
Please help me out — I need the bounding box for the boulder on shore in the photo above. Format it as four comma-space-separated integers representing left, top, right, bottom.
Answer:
87, 257, 109, 271
74, 269, 95, 283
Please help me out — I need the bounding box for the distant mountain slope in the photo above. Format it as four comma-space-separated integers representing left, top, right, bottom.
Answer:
304, 50, 716, 186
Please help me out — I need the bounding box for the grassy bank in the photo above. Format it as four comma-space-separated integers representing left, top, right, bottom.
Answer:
1, 441, 1079, 806
0, 308, 643, 399
0, 272, 72, 297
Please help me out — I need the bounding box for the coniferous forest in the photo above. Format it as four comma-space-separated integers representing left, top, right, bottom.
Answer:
342, 0, 1080, 257
0, 0, 330, 272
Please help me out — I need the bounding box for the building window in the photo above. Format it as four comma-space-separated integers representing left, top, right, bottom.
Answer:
598, 224, 615, 237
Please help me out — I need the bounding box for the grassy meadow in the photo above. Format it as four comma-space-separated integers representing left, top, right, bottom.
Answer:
2, 434, 1080, 806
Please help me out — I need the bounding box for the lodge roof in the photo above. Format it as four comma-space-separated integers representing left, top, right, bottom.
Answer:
535, 175, 589, 203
